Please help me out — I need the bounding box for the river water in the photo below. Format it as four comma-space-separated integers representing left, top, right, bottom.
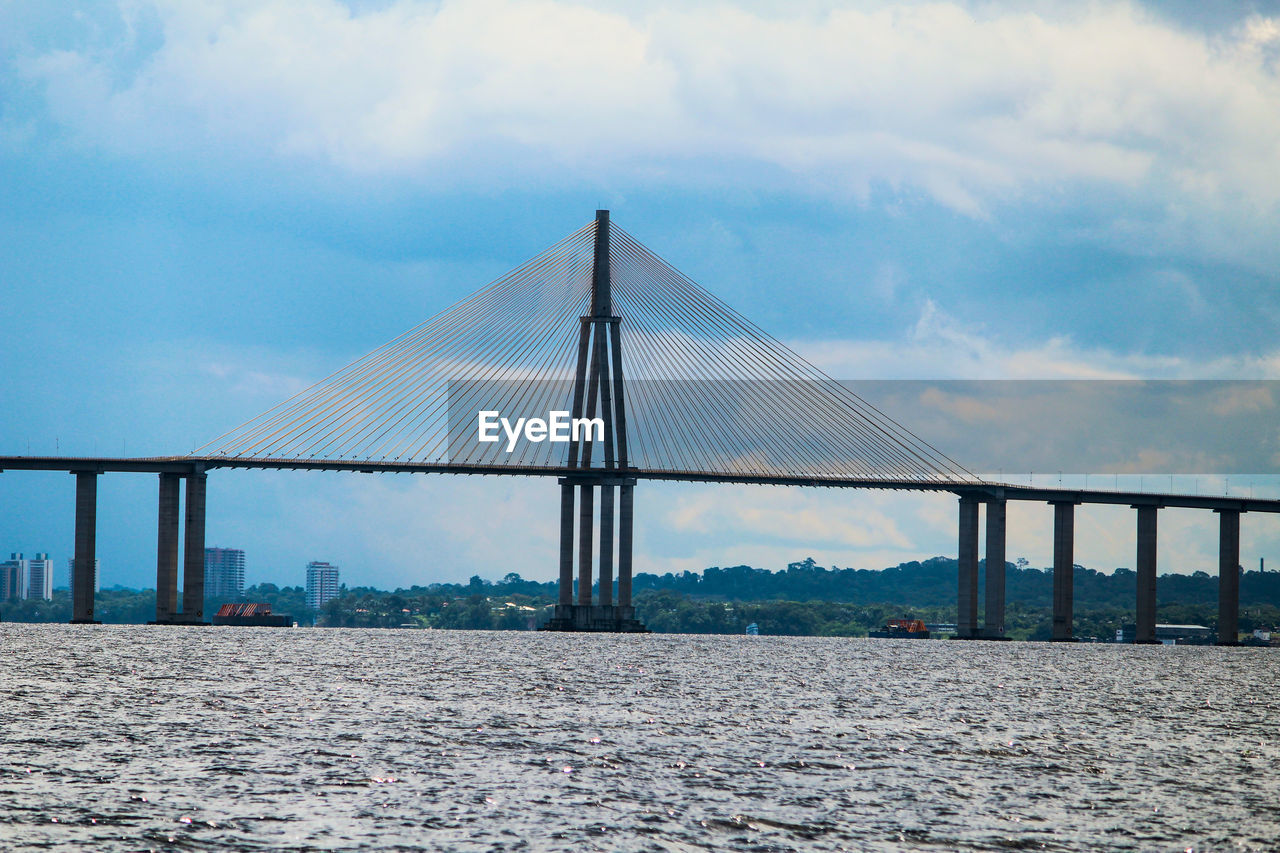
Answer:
1, 624, 1277, 851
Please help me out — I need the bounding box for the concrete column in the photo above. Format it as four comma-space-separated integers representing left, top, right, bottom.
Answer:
155, 473, 181, 622
592, 210, 611, 315
598, 485, 614, 606
1135, 506, 1158, 644
1051, 502, 1075, 641
577, 483, 594, 605
618, 484, 634, 607
558, 482, 574, 606
71, 471, 98, 624
1217, 509, 1241, 646
957, 496, 979, 638
984, 499, 1006, 639
181, 472, 207, 622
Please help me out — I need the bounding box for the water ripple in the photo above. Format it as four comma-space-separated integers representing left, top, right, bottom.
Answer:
1, 625, 1278, 851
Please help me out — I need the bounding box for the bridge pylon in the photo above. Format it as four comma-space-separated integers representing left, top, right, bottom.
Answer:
543, 211, 647, 632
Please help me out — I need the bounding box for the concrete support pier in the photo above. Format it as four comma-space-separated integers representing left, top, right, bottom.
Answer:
956, 496, 980, 638
154, 473, 181, 623
983, 499, 1007, 639
618, 484, 634, 608
1135, 506, 1159, 644
558, 482, 574, 606
545, 476, 645, 632
1217, 509, 1241, 646
577, 483, 594, 605
599, 485, 614, 605
70, 471, 100, 624
1051, 502, 1076, 641
179, 471, 207, 624
540, 211, 646, 634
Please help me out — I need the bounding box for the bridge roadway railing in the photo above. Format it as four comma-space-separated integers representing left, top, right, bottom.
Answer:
1, 453, 1274, 642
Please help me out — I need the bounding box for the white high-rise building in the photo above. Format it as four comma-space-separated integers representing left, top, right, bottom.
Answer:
26, 553, 53, 600
205, 547, 246, 599
306, 561, 340, 609
1, 553, 26, 602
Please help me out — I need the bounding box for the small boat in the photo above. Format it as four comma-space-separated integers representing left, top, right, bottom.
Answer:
869, 618, 930, 639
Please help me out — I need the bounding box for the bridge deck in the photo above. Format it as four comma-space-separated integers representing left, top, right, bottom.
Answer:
2, 455, 1277, 513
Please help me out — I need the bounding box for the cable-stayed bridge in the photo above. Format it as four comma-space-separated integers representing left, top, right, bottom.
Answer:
197, 214, 972, 485
1, 212, 1274, 641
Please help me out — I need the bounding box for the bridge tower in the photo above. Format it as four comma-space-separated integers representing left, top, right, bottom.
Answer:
543, 211, 646, 632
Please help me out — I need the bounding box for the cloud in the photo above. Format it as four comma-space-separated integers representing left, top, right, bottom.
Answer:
915, 385, 1003, 424
794, 298, 1280, 379
7, 0, 1280, 590
1208, 383, 1275, 415
637, 482, 958, 576
11, 0, 1280, 222
200, 357, 313, 402
209, 469, 562, 587
664, 485, 919, 550
202, 465, 1280, 589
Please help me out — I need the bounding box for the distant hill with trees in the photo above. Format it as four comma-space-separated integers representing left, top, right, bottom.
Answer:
631, 556, 1280, 611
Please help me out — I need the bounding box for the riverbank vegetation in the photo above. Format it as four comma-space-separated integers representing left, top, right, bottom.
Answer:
4, 558, 1279, 640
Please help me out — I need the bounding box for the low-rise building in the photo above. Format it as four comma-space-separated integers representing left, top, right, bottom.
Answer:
1117, 623, 1213, 644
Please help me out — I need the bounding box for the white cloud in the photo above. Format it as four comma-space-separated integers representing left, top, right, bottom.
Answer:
211, 469, 561, 587
664, 484, 920, 550
10, 0, 1280, 589
14, 0, 1280, 221
794, 298, 1280, 379
225, 474, 1280, 587
200, 356, 313, 402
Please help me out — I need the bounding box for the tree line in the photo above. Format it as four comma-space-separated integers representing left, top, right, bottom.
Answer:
4, 558, 1279, 640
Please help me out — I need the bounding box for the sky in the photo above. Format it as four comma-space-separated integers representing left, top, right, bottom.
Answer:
3, 0, 1280, 591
